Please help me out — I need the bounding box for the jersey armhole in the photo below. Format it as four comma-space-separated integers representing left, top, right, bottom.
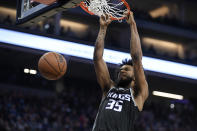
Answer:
130, 88, 137, 107
130, 88, 141, 112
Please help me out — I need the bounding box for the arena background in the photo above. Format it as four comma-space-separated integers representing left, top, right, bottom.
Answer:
0, 0, 197, 130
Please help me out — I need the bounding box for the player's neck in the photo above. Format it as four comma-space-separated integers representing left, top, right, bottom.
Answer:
131, 81, 135, 88
118, 82, 132, 89
116, 79, 135, 89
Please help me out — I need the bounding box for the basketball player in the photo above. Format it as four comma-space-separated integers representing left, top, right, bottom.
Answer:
92, 11, 149, 131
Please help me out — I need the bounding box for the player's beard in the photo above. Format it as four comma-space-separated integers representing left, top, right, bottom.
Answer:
116, 76, 133, 88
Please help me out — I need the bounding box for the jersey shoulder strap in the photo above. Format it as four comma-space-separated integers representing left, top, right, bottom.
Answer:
129, 88, 137, 107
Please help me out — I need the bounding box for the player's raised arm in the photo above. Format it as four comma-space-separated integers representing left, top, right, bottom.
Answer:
93, 15, 112, 95
125, 11, 149, 111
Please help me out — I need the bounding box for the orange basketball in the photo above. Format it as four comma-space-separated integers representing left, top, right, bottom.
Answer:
38, 52, 67, 80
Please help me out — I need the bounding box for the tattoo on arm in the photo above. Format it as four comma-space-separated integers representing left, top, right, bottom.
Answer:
94, 26, 107, 60
96, 28, 106, 42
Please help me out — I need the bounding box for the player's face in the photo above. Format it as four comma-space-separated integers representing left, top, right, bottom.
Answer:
117, 65, 134, 87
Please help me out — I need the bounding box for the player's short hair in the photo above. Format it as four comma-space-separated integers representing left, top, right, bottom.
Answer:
120, 59, 133, 67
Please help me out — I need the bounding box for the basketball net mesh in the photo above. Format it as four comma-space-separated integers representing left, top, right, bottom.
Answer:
81, 0, 129, 21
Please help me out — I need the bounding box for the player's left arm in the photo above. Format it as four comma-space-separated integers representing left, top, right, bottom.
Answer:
125, 11, 149, 111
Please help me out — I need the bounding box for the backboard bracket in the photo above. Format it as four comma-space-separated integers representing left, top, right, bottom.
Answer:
16, 0, 82, 26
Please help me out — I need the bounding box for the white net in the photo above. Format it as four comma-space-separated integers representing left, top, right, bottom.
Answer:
23, 0, 42, 12
83, 0, 128, 21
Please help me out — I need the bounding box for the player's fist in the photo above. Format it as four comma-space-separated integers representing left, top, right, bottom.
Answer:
100, 14, 112, 27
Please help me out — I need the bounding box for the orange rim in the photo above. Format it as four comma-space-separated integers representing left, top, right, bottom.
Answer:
79, 0, 130, 20
32, 0, 58, 5
80, 2, 94, 15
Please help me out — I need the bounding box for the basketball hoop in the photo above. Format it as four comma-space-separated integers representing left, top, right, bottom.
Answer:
80, 0, 130, 21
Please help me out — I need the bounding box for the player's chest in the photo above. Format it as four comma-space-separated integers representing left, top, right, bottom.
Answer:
103, 89, 132, 112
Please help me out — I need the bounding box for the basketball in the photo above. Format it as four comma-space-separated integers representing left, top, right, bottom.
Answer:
38, 52, 67, 80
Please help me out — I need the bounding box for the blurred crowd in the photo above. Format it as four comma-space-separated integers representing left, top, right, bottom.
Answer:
0, 84, 196, 131
0, 85, 98, 131
132, 8, 197, 32
135, 101, 197, 131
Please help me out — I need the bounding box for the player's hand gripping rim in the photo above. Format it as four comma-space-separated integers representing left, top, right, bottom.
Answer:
100, 14, 112, 27
124, 10, 135, 25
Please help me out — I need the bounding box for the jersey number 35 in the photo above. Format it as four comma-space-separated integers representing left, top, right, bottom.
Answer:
105, 99, 123, 112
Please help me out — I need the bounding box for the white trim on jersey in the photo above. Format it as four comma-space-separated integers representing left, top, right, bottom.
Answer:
130, 88, 137, 107
109, 86, 115, 92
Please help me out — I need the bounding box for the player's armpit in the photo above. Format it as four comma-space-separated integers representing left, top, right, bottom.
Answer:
134, 80, 148, 111
134, 95, 144, 111
133, 59, 149, 111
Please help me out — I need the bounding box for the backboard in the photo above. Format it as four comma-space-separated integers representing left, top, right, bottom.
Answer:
16, 0, 82, 26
